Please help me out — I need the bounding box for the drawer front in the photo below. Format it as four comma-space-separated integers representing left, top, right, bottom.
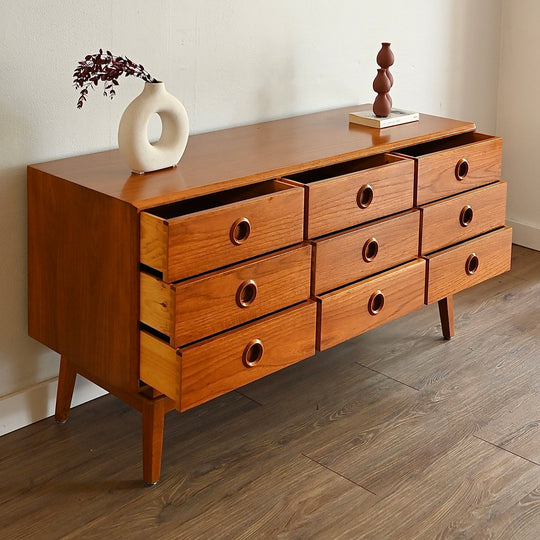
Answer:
317, 259, 426, 351
140, 180, 305, 282
313, 210, 419, 295
397, 132, 502, 205
284, 154, 414, 238
425, 226, 512, 304
180, 301, 317, 411
420, 181, 507, 254
140, 244, 312, 347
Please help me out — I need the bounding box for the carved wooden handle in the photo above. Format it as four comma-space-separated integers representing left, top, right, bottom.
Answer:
362, 237, 379, 263
357, 184, 374, 209
368, 290, 385, 315
455, 158, 469, 181
230, 217, 251, 245
236, 279, 258, 308
465, 253, 479, 275
242, 339, 264, 367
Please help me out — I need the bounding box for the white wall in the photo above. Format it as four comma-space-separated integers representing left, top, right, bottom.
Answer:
0, 0, 503, 435
497, 0, 540, 250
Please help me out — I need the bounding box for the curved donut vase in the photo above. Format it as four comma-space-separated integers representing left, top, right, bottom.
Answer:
118, 81, 189, 174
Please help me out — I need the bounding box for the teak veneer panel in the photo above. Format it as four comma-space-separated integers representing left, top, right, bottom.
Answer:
29, 106, 475, 210
425, 226, 512, 304
141, 244, 312, 346
179, 301, 317, 411
141, 180, 305, 282
312, 210, 420, 295
141, 302, 318, 411
420, 181, 507, 254
285, 154, 414, 239
317, 259, 426, 351
396, 132, 502, 206
27, 170, 140, 393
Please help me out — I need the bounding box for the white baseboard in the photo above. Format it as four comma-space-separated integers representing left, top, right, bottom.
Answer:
506, 218, 540, 251
0, 377, 107, 437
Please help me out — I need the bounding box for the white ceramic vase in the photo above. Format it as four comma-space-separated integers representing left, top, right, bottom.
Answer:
118, 81, 189, 174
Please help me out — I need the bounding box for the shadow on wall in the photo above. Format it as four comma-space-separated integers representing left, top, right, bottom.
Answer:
0, 103, 60, 423
444, 2, 500, 132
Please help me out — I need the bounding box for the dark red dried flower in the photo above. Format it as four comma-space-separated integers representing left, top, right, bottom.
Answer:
73, 50, 158, 108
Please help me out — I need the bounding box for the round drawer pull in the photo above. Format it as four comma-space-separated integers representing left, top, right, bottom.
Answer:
367, 290, 385, 315
357, 184, 374, 209
459, 205, 474, 227
230, 217, 251, 245
362, 237, 379, 263
236, 279, 258, 308
455, 158, 469, 181
465, 253, 479, 275
242, 339, 264, 367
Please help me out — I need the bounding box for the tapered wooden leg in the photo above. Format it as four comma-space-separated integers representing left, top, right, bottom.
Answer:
142, 396, 167, 486
55, 356, 77, 423
438, 295, 455, 340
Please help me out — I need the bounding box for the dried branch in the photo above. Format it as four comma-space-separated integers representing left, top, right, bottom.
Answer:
73, 49, 158, 108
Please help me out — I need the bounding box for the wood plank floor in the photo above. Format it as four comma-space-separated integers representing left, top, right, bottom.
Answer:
1, 245, 538, 539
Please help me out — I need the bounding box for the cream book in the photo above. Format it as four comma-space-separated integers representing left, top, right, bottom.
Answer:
349, 109, 419, 128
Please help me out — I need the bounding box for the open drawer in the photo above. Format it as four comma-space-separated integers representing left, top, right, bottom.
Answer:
394, 132, 502, 206
140, 179, 305, 282
424, 226, 512, 304
283, 153, 414, 238
140, 301, 317, 411
420, 181, 507, 254
140, 244, 312, 347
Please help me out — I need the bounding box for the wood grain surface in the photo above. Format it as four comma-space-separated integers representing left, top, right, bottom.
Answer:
148, 180, 305, 282
284, 153, 414, 238
27, 169, 140, 394
420, 181, 507, 254
141, 244, 312, 346
425, 226, 512, 303
179, 301, 317, 411
317, 259, 426, 350
313, 210, 420, 294
396, 132, 502, 205
177, 244, 311, 345
28, 106, 475, 210
4, 245, 538, 539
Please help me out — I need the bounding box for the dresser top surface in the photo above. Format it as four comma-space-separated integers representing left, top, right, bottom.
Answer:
29, 105, 475, 210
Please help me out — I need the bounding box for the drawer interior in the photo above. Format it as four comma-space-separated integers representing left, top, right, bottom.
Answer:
396, 132, 493, 158
144, 179, 292, 219
284, 153, 404, 184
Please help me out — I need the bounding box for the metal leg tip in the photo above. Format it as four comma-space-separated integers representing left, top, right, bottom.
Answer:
144, 480, 159, 487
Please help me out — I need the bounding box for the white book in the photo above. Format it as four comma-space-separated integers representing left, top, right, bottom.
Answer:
349, 109, 419, 128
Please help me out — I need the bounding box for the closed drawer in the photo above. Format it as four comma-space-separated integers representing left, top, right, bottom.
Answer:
140, 244, 312, 346
313, 210, 419, 294
395, 132, 502, 205
140, 179, 304, 282
140, 301, 317, 411
420, 181, 507, 254
284, 153, 414, 238
425, 226, 512, 304
317, 259, 426, 351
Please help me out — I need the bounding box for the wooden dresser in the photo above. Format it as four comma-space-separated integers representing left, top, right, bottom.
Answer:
27, 106, 512, 484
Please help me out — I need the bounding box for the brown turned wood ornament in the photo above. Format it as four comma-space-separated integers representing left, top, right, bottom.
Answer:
373, 69, 392, 117
373, 43, 394, 117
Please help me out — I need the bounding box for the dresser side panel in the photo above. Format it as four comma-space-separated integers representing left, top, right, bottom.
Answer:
28, 168, 139, 393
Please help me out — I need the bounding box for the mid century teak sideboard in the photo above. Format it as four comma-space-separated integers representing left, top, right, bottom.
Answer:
27, 105, 512, 484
